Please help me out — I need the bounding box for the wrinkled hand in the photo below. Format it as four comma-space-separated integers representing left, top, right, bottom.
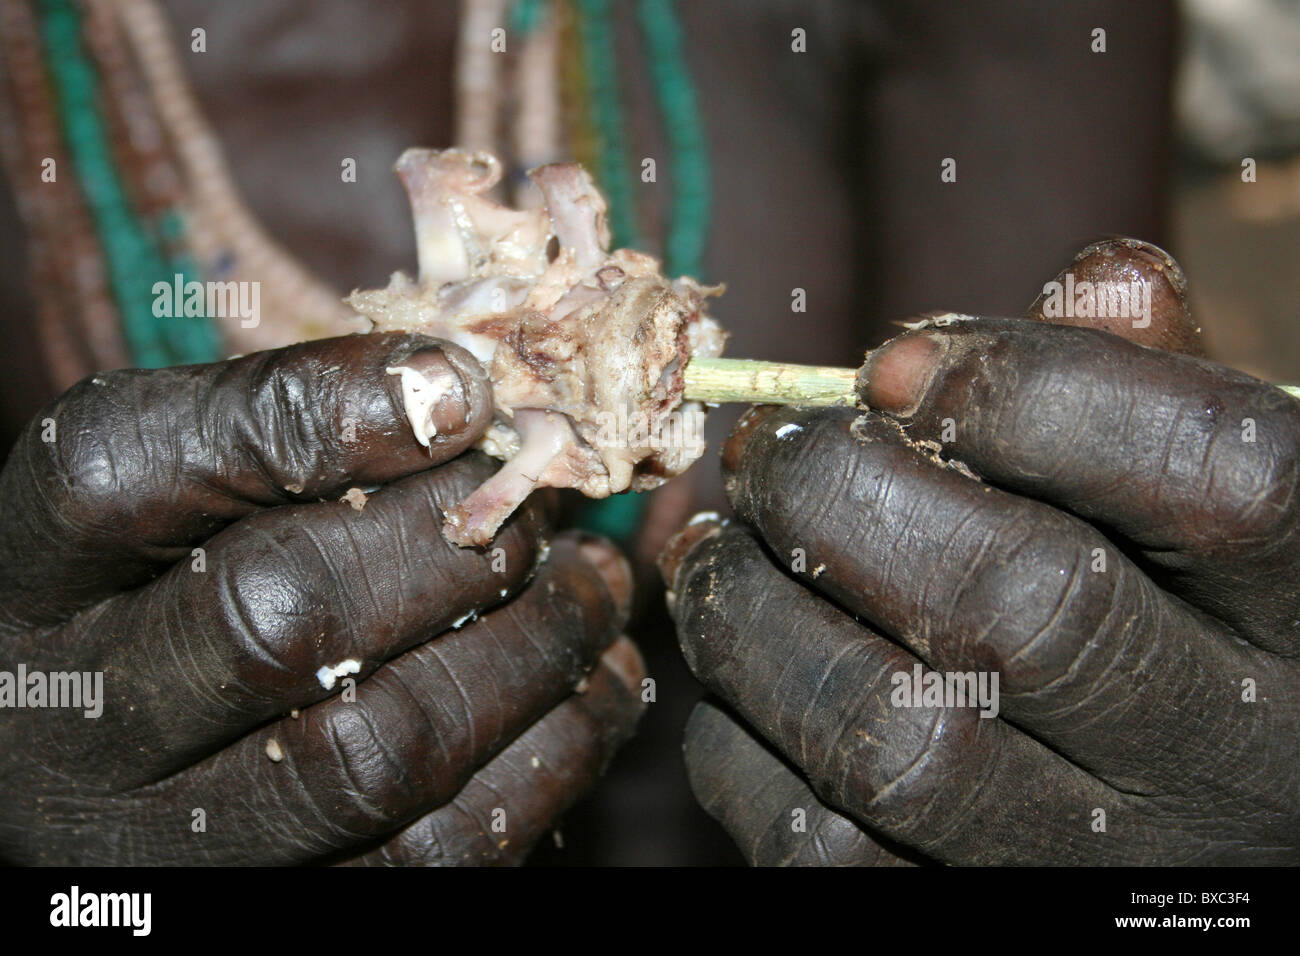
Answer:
0, 333, 643, 865
663, 240, 1299, 865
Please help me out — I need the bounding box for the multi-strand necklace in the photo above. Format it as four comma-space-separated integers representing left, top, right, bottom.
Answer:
2, 0, 709, 536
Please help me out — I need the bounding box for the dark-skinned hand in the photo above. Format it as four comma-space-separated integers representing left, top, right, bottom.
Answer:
0, 332, 644, 865
661, 240, 1299, 865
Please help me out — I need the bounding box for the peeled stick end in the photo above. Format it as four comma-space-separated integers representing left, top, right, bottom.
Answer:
682, 357, 859, 407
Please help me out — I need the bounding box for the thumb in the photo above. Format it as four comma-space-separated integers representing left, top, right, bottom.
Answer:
0, 332, 492, 628
1025, 237, 1203, 356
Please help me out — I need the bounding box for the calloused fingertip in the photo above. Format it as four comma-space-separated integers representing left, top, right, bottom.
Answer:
570, 532, 634, 629
657, 513, 725, 591
859, 332, 949, 416
597, 635, 647, 700
565, 637, 647, 758
720, 404, 781, 477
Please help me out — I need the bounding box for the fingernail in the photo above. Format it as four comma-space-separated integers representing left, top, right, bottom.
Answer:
1074, 237, 1188, 300
582, 637, 649, 742
657, 513, 723, 588
720, 404, 780, 477
385, 345, 485, 444
598, 635, 647, 697
858, 333, 948, 416
574, 533, 634, 625
1031, 238, 1201, 356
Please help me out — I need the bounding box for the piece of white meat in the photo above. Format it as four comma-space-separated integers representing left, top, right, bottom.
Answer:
347, 148, 728, 547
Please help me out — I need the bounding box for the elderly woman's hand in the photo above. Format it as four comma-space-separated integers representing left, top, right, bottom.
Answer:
663, 241, 1299, 865
0, 333, 643, 865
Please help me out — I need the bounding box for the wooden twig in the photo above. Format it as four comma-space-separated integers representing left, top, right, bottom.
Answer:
684, 357, 1300, 407
682, 357, 857, 406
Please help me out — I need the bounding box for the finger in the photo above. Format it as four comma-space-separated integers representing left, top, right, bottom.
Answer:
719, 406, 1290, 793
63, 461, 556, 786
858, 317, 1300, 650
117, 534, 631, 865
662, 519, 1140, 865
1026, 237, 1203, 355
683, 700, 914, 867
342, 638, 646, 866
0, 332, 492, 628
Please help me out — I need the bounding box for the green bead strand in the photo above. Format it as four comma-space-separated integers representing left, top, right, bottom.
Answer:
575, 0, 641, 251
38, 0, 221, 368
509, 0, 547, 36
637, 0, 710, 279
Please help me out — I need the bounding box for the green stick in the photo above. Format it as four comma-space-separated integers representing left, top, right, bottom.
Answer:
683, 357, 1300, 407
683, 357, 857, 406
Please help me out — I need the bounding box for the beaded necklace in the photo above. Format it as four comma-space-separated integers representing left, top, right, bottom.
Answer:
3, 0, 711, 536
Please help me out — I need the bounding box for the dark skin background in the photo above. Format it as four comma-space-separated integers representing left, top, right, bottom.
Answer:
0, 0, 1183, 864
